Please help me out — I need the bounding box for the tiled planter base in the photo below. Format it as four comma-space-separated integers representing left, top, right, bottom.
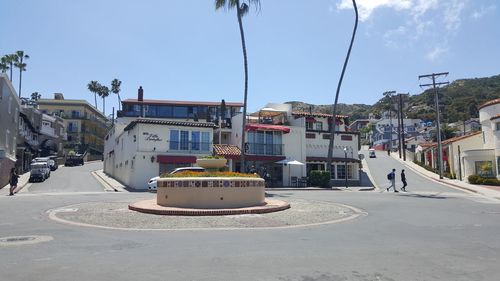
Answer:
129, 198, 290, 216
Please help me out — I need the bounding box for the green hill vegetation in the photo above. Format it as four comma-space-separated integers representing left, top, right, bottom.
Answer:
287, 74, 500, 123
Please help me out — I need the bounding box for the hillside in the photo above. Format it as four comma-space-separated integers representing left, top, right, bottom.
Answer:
287, 74, 500, 123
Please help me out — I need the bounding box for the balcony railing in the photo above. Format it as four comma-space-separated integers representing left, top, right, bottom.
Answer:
166, 141, 212, 154
245, 143, 284, 156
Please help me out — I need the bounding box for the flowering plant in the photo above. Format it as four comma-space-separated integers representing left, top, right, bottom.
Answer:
162, 171, 259, 178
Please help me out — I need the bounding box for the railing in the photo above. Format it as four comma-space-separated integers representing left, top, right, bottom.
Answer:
245, 143, 284, 156
166, 141, 212, 154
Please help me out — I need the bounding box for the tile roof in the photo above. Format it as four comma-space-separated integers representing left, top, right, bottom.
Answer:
292, 111, 349, 118
490, 114, 500, 121
124, 118, 218, 131
213, 144, 241, 157
479, 98, 500, 110
122, 99, 244, 107
420, 131, 481, 149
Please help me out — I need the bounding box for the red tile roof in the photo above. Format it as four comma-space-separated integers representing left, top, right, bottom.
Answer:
122, 99, 243, 107
490, 114, 500, 121
124, 118, 218, 131
213, 144, 241, 157
292, 111, 349, 119
479, 98, 500, 110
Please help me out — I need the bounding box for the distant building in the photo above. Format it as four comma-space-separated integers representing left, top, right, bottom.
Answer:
37, 94, 110, 160
104, 87, 243, 190
0, 74, 21, 186
371, 117, 422, 151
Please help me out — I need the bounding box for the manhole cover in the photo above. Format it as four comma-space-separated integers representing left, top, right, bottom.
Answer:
0, 236, 53, 246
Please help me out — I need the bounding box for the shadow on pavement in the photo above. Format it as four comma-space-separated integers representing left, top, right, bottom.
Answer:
398, 193, 449, 200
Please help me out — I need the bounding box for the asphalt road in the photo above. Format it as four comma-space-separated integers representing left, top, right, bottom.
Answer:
1, 161, 500, 281
25, 162, 106, 194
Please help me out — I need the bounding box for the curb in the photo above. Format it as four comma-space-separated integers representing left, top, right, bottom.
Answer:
91, 171, 118, 192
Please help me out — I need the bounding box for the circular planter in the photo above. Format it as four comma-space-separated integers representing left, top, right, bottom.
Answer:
196, 158, 227, 169
157, 177, 265, 209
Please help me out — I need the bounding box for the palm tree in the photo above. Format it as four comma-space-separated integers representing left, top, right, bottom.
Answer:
0, 56, 9, 73
326, 0, 358, 183
87, 80, 100, 109
215, 0, 260, 172
14, 51, 29, 98
4, 54, 17, 81
99, 85, 110, 115
31, 91, 41, 101
111, 78, 122, 111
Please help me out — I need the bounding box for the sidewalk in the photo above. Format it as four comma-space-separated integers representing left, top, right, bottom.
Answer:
389, 152, 500, 200
0, 172, 31, 196
91, 169, 127, 192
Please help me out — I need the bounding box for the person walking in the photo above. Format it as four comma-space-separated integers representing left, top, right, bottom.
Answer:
387, 168, 398, 192
9, 168, 19, 196
401, 169, 407, 192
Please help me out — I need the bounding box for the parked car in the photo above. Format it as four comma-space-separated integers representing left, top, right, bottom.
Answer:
65, 154, 84, 166
33, 157, 57, 172
29, 162, 50, 182
369, 149, 376, 158
148, 167, 206, 191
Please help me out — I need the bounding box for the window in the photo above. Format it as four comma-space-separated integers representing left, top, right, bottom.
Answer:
201, 132, 210, 151
337, 165, 346, 179
169, 130, 179, 150
306, 121, 313, 130
72, 111, 80, 118
306, 133, 316, 139
475, 161, 494, 177
341, 135, 353, 141
496, 123, 500, 131
180, 131, 189, 150
191, 131, 200, 151
173, 106, 188, 118
497, 157, 500, 176
314, 122, 323, 131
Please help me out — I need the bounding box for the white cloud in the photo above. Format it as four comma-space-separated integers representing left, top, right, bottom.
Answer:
471, 4, 496, 20
337, 0, 412, 22
426, 46, 449, 62
443, 0, 466, 30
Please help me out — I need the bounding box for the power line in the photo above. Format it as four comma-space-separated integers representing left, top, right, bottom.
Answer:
419, 72, 449, 179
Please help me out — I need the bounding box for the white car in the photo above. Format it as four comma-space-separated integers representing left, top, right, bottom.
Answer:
148, 167, 206, 192
148, 176, 160, 191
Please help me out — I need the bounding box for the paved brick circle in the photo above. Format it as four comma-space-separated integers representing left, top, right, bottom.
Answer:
129, 198, 290, 216
48, 198, 365, 231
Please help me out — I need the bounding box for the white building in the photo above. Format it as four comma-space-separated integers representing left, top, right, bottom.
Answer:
104, 118, 217, 190
462, 98, 500, 180
219, 103, 360, 187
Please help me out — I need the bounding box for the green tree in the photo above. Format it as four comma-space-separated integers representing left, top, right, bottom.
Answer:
14, 51, 29, 98
98, 85, 110, 115
3, 54, 17, 81
31, 91, 41, 101
87, 80, 101, 109
111, 78, 122, 111
0, 56, 9, 73
215, 0, 260, 171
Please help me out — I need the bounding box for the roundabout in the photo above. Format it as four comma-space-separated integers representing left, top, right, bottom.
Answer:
48, 198, 366, 231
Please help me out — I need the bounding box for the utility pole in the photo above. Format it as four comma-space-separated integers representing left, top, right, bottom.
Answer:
399, 93, 408, 161
396, 95, 402, 159
383, 91, 396, 153
419, 72, 449, 179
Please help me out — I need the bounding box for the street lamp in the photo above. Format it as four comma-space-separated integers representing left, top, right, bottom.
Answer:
344, 147, 348, 189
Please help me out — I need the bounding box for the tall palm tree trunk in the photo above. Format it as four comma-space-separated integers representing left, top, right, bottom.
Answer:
118, 94, 122, 111
103, 97, 106, 115
236, 0, 249, 172
9, 63, 13, 82
18, 69, 23, 98
326, 0, 358, 182
94, 94, 97, 109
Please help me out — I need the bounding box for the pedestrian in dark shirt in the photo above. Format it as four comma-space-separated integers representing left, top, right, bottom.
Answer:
9, 168, 19, 196
401, 169, 407, 192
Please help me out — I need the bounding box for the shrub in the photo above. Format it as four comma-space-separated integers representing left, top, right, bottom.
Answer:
482, 178, 500, 186
468, 174, 482, 184
308, 170, 331, 188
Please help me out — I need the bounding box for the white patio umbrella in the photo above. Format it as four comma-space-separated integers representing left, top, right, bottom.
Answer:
275, 159, 305, 186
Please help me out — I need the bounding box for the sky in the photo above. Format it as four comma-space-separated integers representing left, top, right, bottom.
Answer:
1, 0, 499, 116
